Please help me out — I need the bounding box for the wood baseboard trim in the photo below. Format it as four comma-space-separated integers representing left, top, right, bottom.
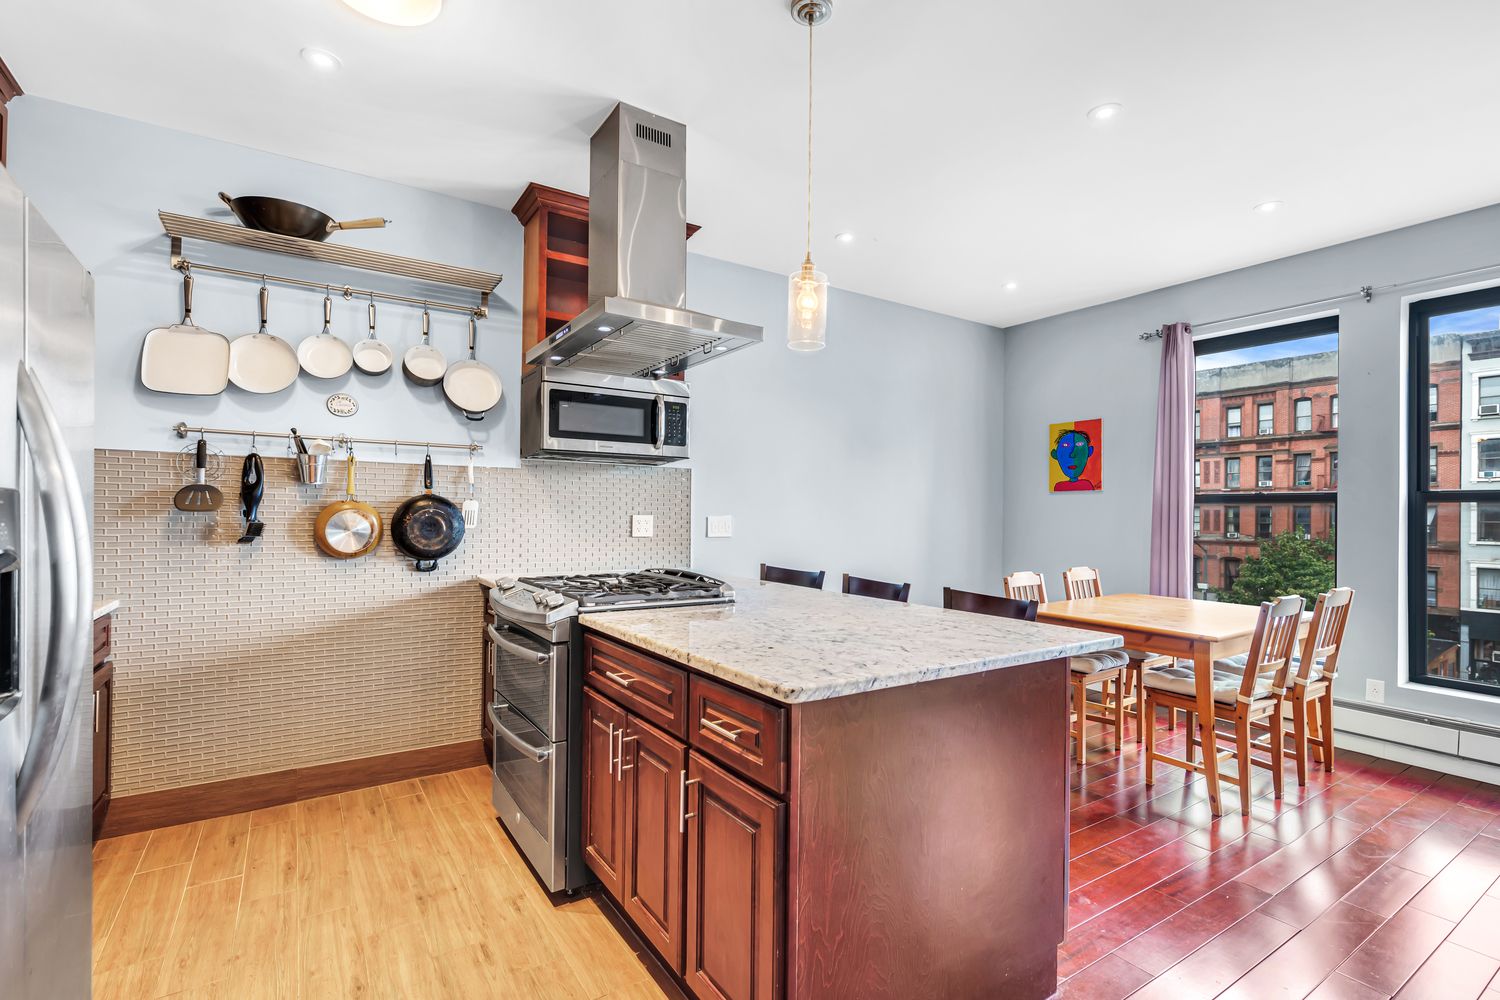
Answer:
99, 738, 487, 839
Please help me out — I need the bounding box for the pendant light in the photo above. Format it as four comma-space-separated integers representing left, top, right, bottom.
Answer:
787, 0, 832, 352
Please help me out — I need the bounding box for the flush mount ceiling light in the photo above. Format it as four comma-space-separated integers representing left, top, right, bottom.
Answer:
300, 47, 342, 72
1003, 281, 1019, 292
1086, 103, 1123, 122
1253, 200, 1285, 215
339, 0, 443, 26
787, 0, 833, 352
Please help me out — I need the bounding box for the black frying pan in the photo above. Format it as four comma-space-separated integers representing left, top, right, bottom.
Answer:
390, 455, 465, 572
218, 192, 389, 242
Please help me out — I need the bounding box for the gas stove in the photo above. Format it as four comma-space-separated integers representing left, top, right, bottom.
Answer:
490, 569, 734, 631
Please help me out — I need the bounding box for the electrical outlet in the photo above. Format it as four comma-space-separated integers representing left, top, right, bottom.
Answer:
1366, 679, 1386, 704
631, 514, 654, 538
706, 515, 733, 538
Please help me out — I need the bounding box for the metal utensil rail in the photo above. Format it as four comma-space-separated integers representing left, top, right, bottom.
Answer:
171, 256, 485, 319
172, 422, 481, 455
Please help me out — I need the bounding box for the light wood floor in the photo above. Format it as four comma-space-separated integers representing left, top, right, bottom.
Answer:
91, 765, 669, 1000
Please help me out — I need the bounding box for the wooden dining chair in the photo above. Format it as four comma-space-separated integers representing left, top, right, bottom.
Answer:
1061, 567, 1175, 744
1005, 570, 1130, 763
1219, 587, 1354, 786
943, 587, 1037, 621
843, 573, 912, 603
1143, 594, 1304, 814
760, 563, 826, 589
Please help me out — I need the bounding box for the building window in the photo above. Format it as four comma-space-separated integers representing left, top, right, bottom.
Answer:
1195, 409, 1201, 440
1194, 555, 1203, 582
1295, 398, 1312, 432
1480, 504, 1500, 543
1257, 455, 1273, 487
1428, 570, 1438, 607
1257, 402, 1274, 435
1194, 459, 1201, 489
1294, 506, 1312, 537
1430, 384, 1439, 421
1331, 394, 1338, 429
1294, 453, 1312, 487
1226, 457, 1240, 488
1479, 439, 1500, 480
1225, 506, 1240, 535
1482, 376, 1500, 415
1256, 506, 1273, 538
1330, 451, 1338, 487
1431, 446, 1439, 485
1224, 558, 1242, 589
1194, 507, 1201, 535
1225, 406, 1241, 438
1479, 567, 1500, 610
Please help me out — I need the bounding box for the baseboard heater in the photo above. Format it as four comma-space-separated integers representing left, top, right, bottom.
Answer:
1331, 696, 1500, 768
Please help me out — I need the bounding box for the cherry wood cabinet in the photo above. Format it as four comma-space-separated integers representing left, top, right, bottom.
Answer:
0, 56, 19, 167
91, 613, 114, 841
582, 687, 627, 899
481, 588, 496, 764
621, 714, 688, 971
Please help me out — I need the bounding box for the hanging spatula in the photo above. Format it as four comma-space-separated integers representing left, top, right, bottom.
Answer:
237, 450, 265, 542
462, 453, 479, 527
173, 437, 224, 512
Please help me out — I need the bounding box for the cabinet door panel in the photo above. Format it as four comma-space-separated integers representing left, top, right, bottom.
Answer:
582, 688, 627, 897
622, 716, 687, 973
686, 753, 784, 1000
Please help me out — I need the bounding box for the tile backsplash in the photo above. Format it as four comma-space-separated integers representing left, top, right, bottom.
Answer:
94, 449, 691, 796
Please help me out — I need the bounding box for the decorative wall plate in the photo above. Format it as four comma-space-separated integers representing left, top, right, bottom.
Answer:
327, 392, 359, 417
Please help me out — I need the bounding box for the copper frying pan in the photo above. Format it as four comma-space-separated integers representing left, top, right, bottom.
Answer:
315, 450, 382, 558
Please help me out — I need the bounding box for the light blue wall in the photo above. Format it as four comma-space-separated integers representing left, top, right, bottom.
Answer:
7, 97, 523, 465
686, 255, 1007, 607
1003, 202, 1500, 727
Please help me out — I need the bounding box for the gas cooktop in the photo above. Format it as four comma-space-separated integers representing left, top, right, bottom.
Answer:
491, 569, 735, 630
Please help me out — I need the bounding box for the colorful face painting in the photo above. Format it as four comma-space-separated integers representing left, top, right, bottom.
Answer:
1048, 418, 1103, 493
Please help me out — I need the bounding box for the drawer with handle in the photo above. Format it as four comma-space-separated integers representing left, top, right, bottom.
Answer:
689, 675, 787, 795
585, 633, 689, 739
93, 614, 112, 665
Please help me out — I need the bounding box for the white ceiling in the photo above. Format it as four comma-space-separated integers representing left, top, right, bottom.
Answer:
7, 0, 1500, 327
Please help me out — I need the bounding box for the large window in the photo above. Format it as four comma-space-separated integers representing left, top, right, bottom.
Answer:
1195, 317, 1337, 604
1409, 286, 1500, 693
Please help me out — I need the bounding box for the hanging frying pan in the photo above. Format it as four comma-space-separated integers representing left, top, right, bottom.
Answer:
298, 289, 354, 379
228, 281, 299, 393
402, 306, 446, 387
442, 316, 503, 421
218, 192, 389, 242
140, 268, 230, 395
352, 295, 394, 376
390, 453, 464, 572
315, 449, 382, 559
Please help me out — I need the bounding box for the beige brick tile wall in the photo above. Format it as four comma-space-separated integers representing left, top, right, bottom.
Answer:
94, 449, 691, 796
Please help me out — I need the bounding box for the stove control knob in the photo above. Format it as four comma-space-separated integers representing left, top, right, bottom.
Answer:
544, 594, 567, 609
497, 576, 518, 591
531, 591, 550, 607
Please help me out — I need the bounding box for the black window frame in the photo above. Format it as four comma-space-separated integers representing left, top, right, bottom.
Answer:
1408, 285, 1500, 695
1256, 505, 1274, 538
1294, 453, 1313, 487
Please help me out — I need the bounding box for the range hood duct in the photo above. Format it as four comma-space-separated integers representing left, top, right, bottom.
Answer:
524, 103, 763, 378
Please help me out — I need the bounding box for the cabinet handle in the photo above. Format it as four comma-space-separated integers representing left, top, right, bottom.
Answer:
93, 692, 99, 734
604, 670, 636, 688
679, 769, 701, 833
606, 722, 616, 776
617, 730, 637, 782
701, 716, 743, 742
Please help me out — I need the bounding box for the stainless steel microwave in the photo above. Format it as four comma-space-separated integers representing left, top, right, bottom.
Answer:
520, 367, 689, 464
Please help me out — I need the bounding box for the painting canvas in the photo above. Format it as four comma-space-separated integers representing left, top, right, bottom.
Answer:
1048, 418, 1103, 493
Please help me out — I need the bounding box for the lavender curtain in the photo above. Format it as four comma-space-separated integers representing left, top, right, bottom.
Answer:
1149, 322, 1194, 598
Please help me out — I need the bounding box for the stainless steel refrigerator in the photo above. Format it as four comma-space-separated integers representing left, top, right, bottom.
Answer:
0, 164, 96, 999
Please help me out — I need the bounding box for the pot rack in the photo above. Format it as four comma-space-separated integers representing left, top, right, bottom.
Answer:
172, 422, 481, 456
160, 211, 502, 318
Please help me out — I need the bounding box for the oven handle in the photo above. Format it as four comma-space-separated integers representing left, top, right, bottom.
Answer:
489, 704, 553, 763
653, 396, 664, 449
487, 624, 550, 666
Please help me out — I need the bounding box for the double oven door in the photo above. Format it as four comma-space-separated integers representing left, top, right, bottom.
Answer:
487, 615, 585, 893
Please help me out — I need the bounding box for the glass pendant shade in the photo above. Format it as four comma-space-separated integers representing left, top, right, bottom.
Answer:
787, 258, 829, 351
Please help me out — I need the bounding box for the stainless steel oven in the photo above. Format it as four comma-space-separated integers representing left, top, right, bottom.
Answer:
520, 366, 689, 465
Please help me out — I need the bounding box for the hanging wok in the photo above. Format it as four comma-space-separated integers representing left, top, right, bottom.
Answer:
390, 454, 465, 572
218, 192, 389, 242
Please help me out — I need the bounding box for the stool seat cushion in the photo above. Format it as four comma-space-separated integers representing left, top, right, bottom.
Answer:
1069, 649, 1130, 674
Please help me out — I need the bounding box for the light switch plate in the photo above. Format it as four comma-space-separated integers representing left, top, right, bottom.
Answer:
631, 514, 654, 538
706, 515, 733, 538
1366, 679, 1385, 704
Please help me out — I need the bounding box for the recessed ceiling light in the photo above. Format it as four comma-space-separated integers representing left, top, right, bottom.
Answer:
834, 232, 855, 244
1253, 200, 1284, 215
339, 0, 443, 26
300, 47, 342, 72
1003, 281, 1019, 292
1086, 103, 1123, 122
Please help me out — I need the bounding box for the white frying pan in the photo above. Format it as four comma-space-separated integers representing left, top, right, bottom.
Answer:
228, 283, 299, 394
402, 306, 447, 387
140, 270, 230, 395
443, 316, 503, 421
298, 289, 354, 379
352, 296, 394, 376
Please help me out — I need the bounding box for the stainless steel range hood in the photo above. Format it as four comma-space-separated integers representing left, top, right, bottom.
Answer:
523, 104, 762, 378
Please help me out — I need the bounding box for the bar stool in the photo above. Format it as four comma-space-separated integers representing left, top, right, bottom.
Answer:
1003, 570, 1129, 762
843, 573, 911, 603
760, 563, 825, 589
1061, 567, 1175, 743
943, 587, 1037, 621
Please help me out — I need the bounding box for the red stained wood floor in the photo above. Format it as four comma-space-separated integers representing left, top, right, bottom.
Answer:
1056, 713, 1500, 999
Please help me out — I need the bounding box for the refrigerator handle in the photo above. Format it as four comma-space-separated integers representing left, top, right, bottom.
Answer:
14, 363, 92, 831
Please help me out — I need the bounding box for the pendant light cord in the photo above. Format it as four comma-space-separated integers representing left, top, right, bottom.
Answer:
805, 14, 814, 258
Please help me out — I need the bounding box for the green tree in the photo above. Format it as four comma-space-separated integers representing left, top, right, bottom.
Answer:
1215, 531, 1335, 606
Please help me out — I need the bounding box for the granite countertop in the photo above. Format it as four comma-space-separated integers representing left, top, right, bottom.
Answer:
94, 599, 119, 620
579, 577, 1123, 705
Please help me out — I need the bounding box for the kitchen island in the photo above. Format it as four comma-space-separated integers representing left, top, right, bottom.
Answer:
577, 578, 1122, 1000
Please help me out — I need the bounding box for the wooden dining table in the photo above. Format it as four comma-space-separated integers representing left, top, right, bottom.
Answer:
1036, 593, 1301, 815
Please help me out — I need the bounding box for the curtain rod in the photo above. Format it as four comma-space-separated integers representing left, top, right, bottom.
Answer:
1138, 259, 1500, 341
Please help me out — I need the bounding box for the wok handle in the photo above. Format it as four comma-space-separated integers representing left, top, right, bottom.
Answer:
218, 191, 235, 209
330, 218, 388, 231
423, 454, 433, 493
